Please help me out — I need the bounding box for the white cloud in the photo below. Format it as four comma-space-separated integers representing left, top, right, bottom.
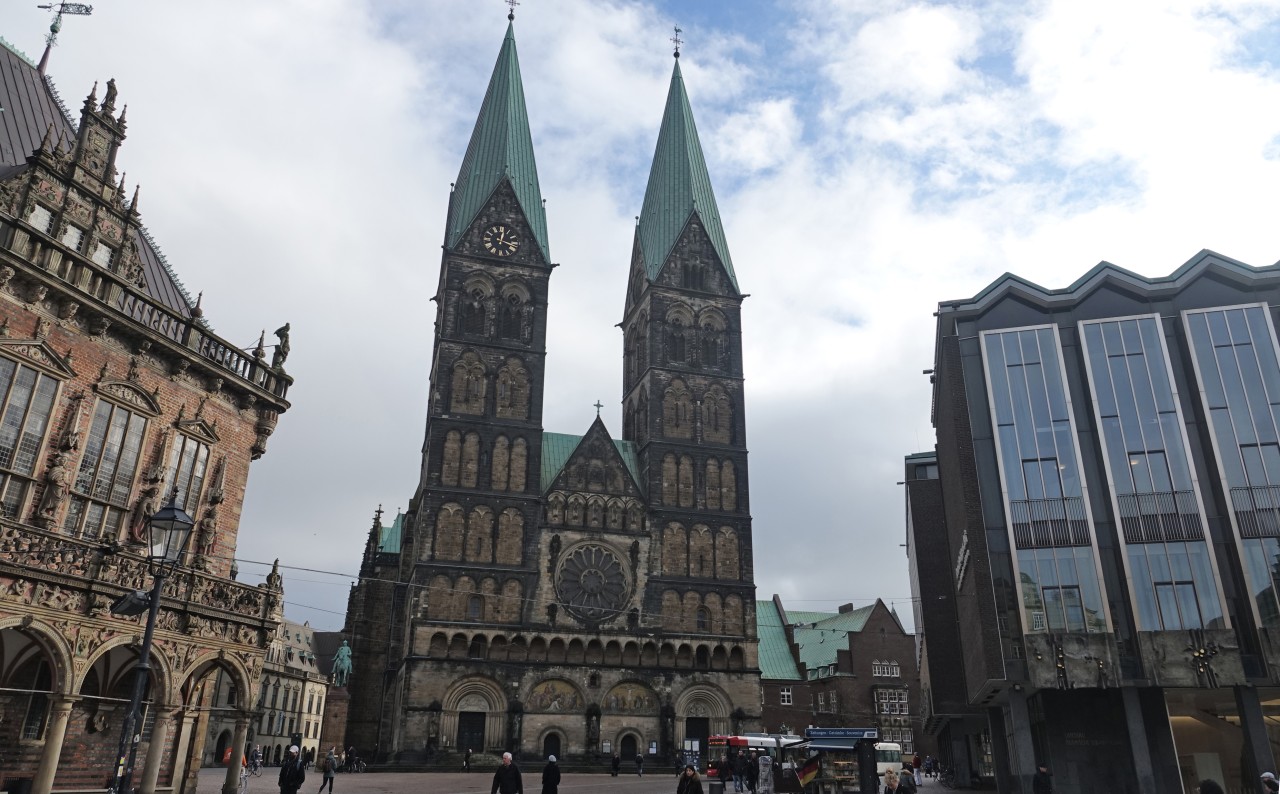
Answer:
7, 0, 1280, 630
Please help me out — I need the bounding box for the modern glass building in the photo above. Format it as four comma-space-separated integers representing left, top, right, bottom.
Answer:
917, 252, 1280, 793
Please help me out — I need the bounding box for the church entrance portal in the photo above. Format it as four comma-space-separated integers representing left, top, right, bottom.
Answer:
621, 734, 638, 760
458, 712, 486, 753
543, 734, 561, 758
685, 717, 710, 764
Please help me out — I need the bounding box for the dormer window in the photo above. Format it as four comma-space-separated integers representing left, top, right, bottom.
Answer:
60, 225, 84, 252
91, 243, 115, 268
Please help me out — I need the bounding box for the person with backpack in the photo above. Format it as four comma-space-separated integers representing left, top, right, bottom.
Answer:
278, 746, 306, 794
317, 749, 336, 794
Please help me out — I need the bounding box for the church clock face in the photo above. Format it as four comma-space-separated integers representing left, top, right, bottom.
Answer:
555, 543, 631, 623
482, 224, 520, 257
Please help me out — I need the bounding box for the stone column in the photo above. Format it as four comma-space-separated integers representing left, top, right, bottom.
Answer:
169, 710, 198, 794
140, 707, 179, 794
31, 696, 77, 794
221, 714, 251, 794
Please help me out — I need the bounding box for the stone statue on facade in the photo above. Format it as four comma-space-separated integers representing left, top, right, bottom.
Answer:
272, 323, 291, 368
35, 451, 70, 528
332, 640, 353, 687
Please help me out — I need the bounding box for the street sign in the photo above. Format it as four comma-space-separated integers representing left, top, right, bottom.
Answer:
805, 728, 878, 739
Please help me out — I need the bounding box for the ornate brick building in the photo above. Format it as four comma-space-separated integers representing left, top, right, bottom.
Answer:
343, 20, 760, 765
0, 39, 291, 794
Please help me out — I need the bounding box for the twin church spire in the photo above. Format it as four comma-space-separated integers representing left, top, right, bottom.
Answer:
448, 19, 733, 287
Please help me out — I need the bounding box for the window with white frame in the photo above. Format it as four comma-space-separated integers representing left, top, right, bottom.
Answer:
817, 692, 825, 710
26, 205, 54, 234
60, 225, 84, 251
91, 242, 115, 268
65, 398, 148, 540
780, 687, 792, 706
0, 358, 60, 518
166, 433, 210, 511
872, 660, 901, 677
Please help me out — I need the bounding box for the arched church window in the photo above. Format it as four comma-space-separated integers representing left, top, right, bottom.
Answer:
467, 595, 483, 621
705, 459, 721, 510
461, 432, 480, 487
499, 293, 524, 340
683, 262, 705, 290
450, 353, 486, 415
667, 320, 687, 363
703, 387, 732, 444
663, 380, 693, 440
696, 606, 710, 632
461, 288, 487, 335
496, 359, 530, 420
510, 438, 528, 492
491, 436, 510, 491
442, 431, 462, 486
661, 454, 678, 506
678, 456, 695, 508
464, 506, 493, 562
496, 509, 523, 565
434, 503, 464, 561
722, 461, 738, 512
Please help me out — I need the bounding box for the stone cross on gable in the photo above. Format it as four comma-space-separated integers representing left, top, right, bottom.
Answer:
594, 400, 603, 416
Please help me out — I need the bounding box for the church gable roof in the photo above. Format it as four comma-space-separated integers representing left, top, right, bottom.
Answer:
541, 419, 641, 494
636, 59, 737, 291
445, 22, 550, 263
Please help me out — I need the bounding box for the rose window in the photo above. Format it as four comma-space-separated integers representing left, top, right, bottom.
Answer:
554, 544, 630, 623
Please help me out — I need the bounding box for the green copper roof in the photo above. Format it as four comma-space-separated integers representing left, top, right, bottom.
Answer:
793, 605, 876, 674
637, 59, 737, 290
446, 22, 550, 262
755, 600, 803, 681
377, 511, 404, 554
541, 431, 641, 492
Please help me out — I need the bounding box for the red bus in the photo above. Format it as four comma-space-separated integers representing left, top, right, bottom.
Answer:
706, 734, 805, 779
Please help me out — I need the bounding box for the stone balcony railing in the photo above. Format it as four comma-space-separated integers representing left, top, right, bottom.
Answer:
0, 217, 291, 401
0, 518, 280, 639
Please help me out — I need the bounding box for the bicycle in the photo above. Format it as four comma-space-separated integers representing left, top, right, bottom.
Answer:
939, 766, 957, 790
238, 766, 251, 794
248, 759, 262, 777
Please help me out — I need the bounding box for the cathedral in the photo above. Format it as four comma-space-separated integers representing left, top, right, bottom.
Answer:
342, 16, 761, 764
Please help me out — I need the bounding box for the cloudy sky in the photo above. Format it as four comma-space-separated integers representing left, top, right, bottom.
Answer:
7, 0, 1280, 632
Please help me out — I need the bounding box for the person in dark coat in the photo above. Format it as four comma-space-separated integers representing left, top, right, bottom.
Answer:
463, 748, 473, 773
279, 746, 306, 794
899, 765, 917, 794
733, 751, 748, 792
746, 751, 759, 794
541, 756, 560, 794
636, 753, 645, 777
1032, 763, 1052, 794
612, 753, 621, 777
677, 765, 704, 794
492, 752, 523, 794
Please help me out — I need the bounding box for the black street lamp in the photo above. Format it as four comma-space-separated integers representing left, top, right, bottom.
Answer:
107, 496, 195, 794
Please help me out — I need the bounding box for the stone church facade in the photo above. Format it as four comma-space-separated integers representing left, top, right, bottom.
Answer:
343, 20, 761, 764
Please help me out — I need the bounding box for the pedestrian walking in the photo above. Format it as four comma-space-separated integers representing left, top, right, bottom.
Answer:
542, 755, 560, 794
746, 751, 758, 794
611, 753, 621, 777
899, 765, 917, 794
636, 753, 645, 777
733, 750, 748, 792
278, 746, 306, 794
463, 748, 473, 773
317, 749, 336, 794
492, 751, 523, 794
912, 754, 922, 787
883, 769, 900, 793
678, 765, 704, 794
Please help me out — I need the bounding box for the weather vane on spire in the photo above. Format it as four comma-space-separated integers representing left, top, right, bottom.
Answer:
36, 2, 92, 75
671, 25, 683, 58
506, 0, 519, 21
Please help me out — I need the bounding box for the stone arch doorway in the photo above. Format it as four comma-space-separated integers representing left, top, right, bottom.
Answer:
543, 733, 561, 759
621, 734, 638, 760
214, 730, 233, 765
442, 677, 507, 753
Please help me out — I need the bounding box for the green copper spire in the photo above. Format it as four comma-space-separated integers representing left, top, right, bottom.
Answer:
446, 21, 550, 262
636, 58, 737, 290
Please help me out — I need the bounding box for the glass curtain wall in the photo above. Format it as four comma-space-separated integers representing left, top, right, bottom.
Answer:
1185, 304, 1280, 628
1080, 315, 1225, 631
981, 326, 1108, 634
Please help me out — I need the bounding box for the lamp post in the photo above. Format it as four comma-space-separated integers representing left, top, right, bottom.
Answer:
107, 497, 195, 794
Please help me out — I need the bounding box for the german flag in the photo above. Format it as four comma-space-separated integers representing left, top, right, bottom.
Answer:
799, 754, 822, 786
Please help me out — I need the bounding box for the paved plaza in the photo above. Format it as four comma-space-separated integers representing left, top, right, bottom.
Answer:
198, 767, 689, 794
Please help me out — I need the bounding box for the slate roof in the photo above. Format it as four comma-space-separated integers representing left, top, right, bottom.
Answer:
0, 39, 197, 320
446, 22, 550, 263
636, 58, 737, 291
755, 599, 802, 681
377, 511, 404, 555
541, 431, 641, 492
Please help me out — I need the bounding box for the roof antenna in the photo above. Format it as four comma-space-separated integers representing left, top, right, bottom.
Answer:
671, 25, 683, 58
506, 0, 519, 21
36, 2, 94, 76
